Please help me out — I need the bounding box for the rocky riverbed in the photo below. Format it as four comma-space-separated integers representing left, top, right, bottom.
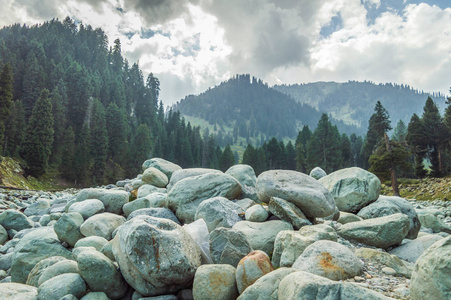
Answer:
0, 160, 450, 300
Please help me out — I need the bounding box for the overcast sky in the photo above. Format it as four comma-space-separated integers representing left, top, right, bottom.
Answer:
1, 0, 450, 105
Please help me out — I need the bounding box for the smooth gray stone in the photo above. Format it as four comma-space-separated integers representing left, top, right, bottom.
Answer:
69, 188, 129, 215
192, 264, 238, 300
80, 213, 125, 240
268, 197, 311, 229
167, 168, 221, 190
389, 233, 443, 263
195, 197, 242, 232
245, 204, 268, 222
26, 256, 69, 287
127, 207, 180, 224
54, 212, 84, 247
309, 167, 327, 180
142, 158, 181, 179
0, 282, 38, 300
37, 260, 79, 287
37, 273, 87, 300
209, 227, 253, 267
0, 210, 34, 232
141, 167, 169, 188
74, 236, 109, 251
68, 199, 105, 220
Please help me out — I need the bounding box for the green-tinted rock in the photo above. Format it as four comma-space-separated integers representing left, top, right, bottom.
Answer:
26, 256, 69, 287
0, 210, 34, 231
79, 213, 125, 240
142, 167, 168, 188
37, 260, 79, 286
70, 188, 129, 215
193, 264, 238, 300
355, 248, 413, 278
37, 273, 86, 300
209, 227, 253, 267
268, 197, 311, 229
54, 212, 84, 247
142, 158, 181, 179
0, 282, 38, 300
74, 236, 108, 251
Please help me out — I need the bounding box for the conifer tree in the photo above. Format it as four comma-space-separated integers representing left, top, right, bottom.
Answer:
285, 141, 296, 170
0, 63, 13, 154
392, 120, 407, 142
421, 97, 443, 176
106, 102, 127, 164
406, 113, 427, 177
4, 100, 25, 157
60, 126, 75, 181
21, 89, 54, 177
132, 124, 152, 172
90, 99, 108, 184
219, 144, 235, 171
73, 124, 91, 186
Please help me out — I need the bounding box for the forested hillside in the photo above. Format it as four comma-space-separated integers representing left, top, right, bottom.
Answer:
0, 18, 228, 186
173, 74, 359, 140
274, 81, 446, 134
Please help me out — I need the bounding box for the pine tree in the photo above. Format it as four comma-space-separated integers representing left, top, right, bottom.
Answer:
60, 126, 75, 181
4, 100, 25, 157
306, 114, 342, 173
21, 89, 54, 177
406, 113, 427, 177
90, 99, 108, 184
219, 144, 235, 171
392, 120, 407, 142
340, 133, 352, 167
421, 97, 443, 176
285, 141, 296, 170
73, 124, 91, 186
132, 124, 152, 173
49, 85, 67, 164
361, 101, 392, 168
0, 63, 13, 154
106, 102, 127, 164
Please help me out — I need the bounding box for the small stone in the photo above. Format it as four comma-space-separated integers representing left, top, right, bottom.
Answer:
381, 267, 397, 276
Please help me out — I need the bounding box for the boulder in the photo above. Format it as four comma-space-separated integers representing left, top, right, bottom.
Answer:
209, 227, 253, 267
26, 256, 69, 287
0, 210, 34, 232
37, 273, 87, 300
338, 212, 363, 224
245, 204, 268, 222
144, 192, 168, 208
235, 199, 256, 211
279, 271, 393, 300
68, 199, 105, 220
226, 164, 258, 200
236, 250, 273, 294
357, 195, 420, 239
389, 234, 443, 263
292, 240, 363, 280
123, 198, 152, 217
71, 189, 129, 215
299, 224, 337, 242
194, 197, 242, 232
319, 167, 381, 212
309, 167, 327, 180
100, 240, 115, 262
167, 173, 242, 223
24, 199, 50, 217
112, 215, 201, 296
417, 212, 451, 234
268, 197, 311, 229
192, 264, 238, 300
410, 236, 451, 300
256, 170, 336, 218
0, 282, 38, 300
141, 167, 169, 188
355, 248, 413, 278
127, 207, 180, 224
74, 236, 109, 251
80, 213, 125, 240
142, 158, 181, 179
233, 220, 293, 255
54, 212, 85, 247
167, 168, 222, 190
77, 249, 128, 299
237, 267, 297, 300
37, 260, 79, 287
11, 227, 72, 283
272, 231, 315, 268
337, 213, 410, 249
80, 292, 110, 300
136, 184, 166, 199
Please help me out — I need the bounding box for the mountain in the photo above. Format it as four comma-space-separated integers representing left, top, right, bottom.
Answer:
173, 74, 359, 141
273, 81, 447, 133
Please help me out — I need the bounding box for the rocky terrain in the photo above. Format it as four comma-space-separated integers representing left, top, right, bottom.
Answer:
0, 160, 450, 300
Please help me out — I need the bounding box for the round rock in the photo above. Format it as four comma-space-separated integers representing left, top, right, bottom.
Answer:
195, 197, 242, 232
236, 250, 273, 294
192, 264, 238, 300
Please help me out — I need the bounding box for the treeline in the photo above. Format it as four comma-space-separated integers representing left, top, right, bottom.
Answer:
242, 114, 364, 175
0, 18, 231, 186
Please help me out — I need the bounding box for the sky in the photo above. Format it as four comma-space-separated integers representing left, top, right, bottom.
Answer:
0, 0, 450, 105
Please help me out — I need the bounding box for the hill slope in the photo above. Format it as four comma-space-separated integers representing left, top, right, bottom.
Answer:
273, 81, 447, 132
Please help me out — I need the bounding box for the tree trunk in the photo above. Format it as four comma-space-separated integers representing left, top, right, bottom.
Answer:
385, 134, 400, 196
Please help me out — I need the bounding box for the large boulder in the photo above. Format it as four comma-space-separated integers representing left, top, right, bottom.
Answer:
0, 210, 34, 232
226, 164, 258, 200
0, 283, 38, 300
209, 227, 253, 267
389, 234, 443, 263
71, 189, 129, 215
67, 199, 105, 220
142, 158, 181, 179
74, 236, 108, 251
77, 249, 128, 299
319, 167, 381, 212
167, 168, 222, 190
358, 195, 420, 239
237, 267, 297, 300
26, 256, 69, 287
54, 212, 85, 247
233, 220, 293, 255
410, 236, 451, 300
0, 224, 7, 245
355, 248, 413, 278
272, 231, 315, 268
268, 197, 311, 229
136, 184, 167, 199
37, 273, 87, 300
236, 250, 273, 294
417, 212, 451, 234
24, 199, 50, 217
141, 167, 169, 188
192, 264, 238, 300
256, 170, 336, 218
37, 260, 79, 287
11, 227, 73, 283
309, 167, 327, 180
167, 173, 242, 223
337, 213, 410, 249
292, 240, 363, 281
112, 215, 201, 296
278, 271, 393, 299
127, 207, 180, 224
195, 197, 242, 232
80, 213, 125, 240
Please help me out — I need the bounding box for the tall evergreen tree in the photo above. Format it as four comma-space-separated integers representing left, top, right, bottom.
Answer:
60, 126, 75, 181
132, 124, 152, 173
0, 63, 13, 154
285, 141, 296, 170
73, 124, 91, 186
219, 144, 235, 172
392, 120, 407, 142
90, 99, 108, 184
4, 100, 25, 157
406, 113, 427, 177
21, 89, 54, 176
106, 102, 127, 165
421, 97, 443, 176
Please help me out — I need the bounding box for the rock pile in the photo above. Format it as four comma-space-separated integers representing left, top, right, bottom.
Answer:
0, 159, 450, 300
